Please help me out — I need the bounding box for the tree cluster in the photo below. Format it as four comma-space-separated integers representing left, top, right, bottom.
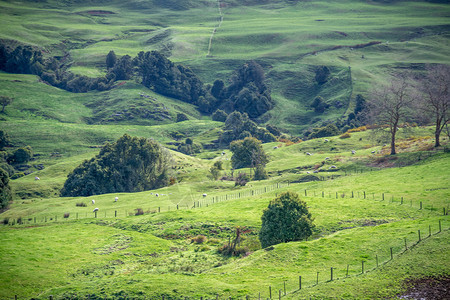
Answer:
230, 136, 268, 170
60, 134, 172, 197
0, 167, 12, 210
220, 111, 276, 146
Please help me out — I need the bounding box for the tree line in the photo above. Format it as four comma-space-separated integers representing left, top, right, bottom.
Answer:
0, 42, 274, 119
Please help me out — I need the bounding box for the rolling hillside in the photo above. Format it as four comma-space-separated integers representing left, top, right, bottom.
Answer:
0, 0, 449, 299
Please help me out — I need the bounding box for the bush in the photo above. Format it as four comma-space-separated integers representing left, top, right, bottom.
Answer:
0, 167, 12, 209
348, 126, 367, 133
176, 113, 189, 122
235, 172, 250, 186
211, 109, 227, 122
259, 191, 314, 248
192, 235, 206, 244
10, 146, 32, 163
135, 208, 144, 216
340, 132, 351, 139
76, 202, 87, 207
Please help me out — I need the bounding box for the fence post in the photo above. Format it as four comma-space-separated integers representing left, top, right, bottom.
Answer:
444, 208, 446, 216
158, 207, 160, 212
405, 238, 408, 250
94, 211, 97, 218
269, 285, 272, 299
429, 225, 431, 237
115, 210, 117, 218
284, 281, 286, 295
305, 190, 307, 196
418, 230, 421, 241
382, 193, 385, 201
316, 272, 319, 284
346, 264, 349, 277
279, 289, 281, 300
420, 202, 422, 210
336, 192, 338, 199
439, 220, 442, 232
330, 267, 333, 281
177, 205, 179, 210
401, 197, 403, 205
352, 191, 354, 198
362, 261, 364, 273
376, 255, 378, 267
322, 191, 324, 197
390, 247, 393, 260
299, 276, 302, 290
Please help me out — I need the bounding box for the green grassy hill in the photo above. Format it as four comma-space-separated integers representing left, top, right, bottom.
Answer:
0, 0, 449, 299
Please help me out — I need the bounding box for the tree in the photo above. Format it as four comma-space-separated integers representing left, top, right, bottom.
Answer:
0, 96, 13, 113
0, 130, 11, 150
0, 167, 12, 209
209, 161, 223, 181
61, 134, 172, 196
11, 146, 32, 163
259, 191, 314, 248
419, 65, 450, 147
311, 96, 330, 114
106, 50, 117, 69
368, 75, 417, 155
315, 66, 330, 85
211, 109, 227, 122
230, 137, 268, 169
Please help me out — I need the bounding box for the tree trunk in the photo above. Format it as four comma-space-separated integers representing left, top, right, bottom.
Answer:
390, 124, 397, 155
435, 118, 441, 147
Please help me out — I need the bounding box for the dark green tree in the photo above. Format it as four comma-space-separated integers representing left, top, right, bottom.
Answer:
259, 191, 314, 248
211, 109, 228, 122
11, 146, 32, 163
0, 130, 11, 150
230, 137, 268, 169
0, 167, 12, 209
106, 50, 117, 69
61, 134, 172, 196
315, 66, 330, 85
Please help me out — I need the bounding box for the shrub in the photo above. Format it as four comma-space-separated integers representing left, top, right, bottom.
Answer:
10, 146, 33, 163
348, 126, 367, 133
76, 202, 87, 207
135, 208, 144, 216
169, 177, 176, 185
3, 217, 9, 225
235, 172, 250, 186
340, 132, 351, 139
259, 191, 314, 248
176, 113, 189, 122
0, 167, 12, 209
217, 244, 249, 257
192, 235, 206, 244
211, 109, 227, 122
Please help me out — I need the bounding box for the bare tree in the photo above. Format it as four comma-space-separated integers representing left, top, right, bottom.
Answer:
418, 65, 450, 147
368, 74, 418, 155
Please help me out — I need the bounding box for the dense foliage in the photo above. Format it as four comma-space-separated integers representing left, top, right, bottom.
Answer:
259, 191, 314, 248
221, 111, 276, 145
0, 167, 12, 209
230, 137, 268, 169
60, 134, 171, 196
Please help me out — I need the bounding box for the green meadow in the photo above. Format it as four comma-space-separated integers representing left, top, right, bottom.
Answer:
0, 0, 449, 298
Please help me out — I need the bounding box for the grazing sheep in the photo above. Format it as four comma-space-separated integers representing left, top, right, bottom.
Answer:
92, 199, 95, 205
35, 176, 40, 180
313, 170, 319, 173
155, 193, 159, 197
115, 197, 118, 202
306, 152, 311, 156
273, 146, 278, 149
324, 139, 329, 142
222, 151, 226, 155
351, 150, 356, 154
93, 208, 99, 212
325, 157, 330, 160
203, 193, 207, 197
371, 150, 376, 154
306, 171, 311, 174
330, 165, 337, 169
151, 192, 153, 195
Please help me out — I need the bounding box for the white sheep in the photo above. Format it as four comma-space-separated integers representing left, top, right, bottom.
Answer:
306, 171, 311, 174
330, 165, 337, 169
273, 146, 278, 149
306, 152, 311, 156
371, 150, 376, 154
92, 199, 95, 205
155, 193, 159, 197
324, 139, 329, 142
351, 150, 356, 154
115, 197, 118, 202
93, 208, 99, 212
313, 170, 319, 173
35, 176, 40, 180
325, 157, 330, 160
203, 193, 207, 197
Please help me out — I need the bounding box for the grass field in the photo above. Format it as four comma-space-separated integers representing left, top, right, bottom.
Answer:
0, 0, 449, 298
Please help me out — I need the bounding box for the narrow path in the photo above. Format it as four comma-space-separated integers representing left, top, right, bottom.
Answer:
206, 0, 223, 57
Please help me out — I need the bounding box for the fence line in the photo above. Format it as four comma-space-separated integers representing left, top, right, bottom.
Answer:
3, 183, 448, 226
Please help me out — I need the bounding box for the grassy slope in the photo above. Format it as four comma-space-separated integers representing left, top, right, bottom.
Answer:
1, 0, 448, 134
0, 129, 449, 298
